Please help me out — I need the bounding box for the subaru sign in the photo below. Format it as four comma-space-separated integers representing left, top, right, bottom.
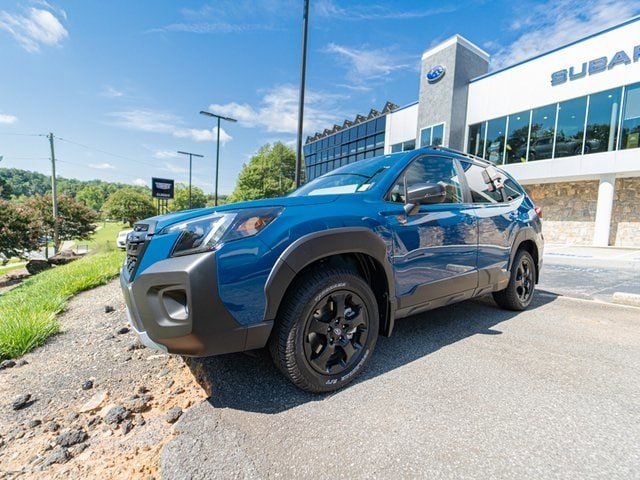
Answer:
426, 65, 446, 84
551, 45, 640, 86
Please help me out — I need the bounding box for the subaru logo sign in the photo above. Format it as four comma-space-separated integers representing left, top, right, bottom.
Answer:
426, 65, 446, 83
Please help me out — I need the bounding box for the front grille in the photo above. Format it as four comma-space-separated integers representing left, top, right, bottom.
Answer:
125, 221, 155, 281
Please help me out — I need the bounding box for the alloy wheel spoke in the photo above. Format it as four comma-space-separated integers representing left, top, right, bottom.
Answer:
344, 309, 364, 330
341, 341, 358, 365
312, 343, 336, 372
332, 293, 346, 319
308, 317, 330, 336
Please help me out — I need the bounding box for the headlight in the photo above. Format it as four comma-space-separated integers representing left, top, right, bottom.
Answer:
158, 207, 282, 257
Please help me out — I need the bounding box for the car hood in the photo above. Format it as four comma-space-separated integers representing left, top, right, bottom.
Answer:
149, 194, 339, 231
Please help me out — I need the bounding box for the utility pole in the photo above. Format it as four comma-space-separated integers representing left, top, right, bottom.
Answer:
177, 151, 204, 209
295, 0, 310, 188
199, 111, 237, 206
48, 133, 59, 255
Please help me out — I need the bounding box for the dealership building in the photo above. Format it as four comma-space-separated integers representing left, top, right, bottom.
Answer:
304, 17, 640, 247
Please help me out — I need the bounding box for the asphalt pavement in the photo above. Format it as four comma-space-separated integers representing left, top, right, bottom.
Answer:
540, 245, 640, 303
161, 293, 640, 479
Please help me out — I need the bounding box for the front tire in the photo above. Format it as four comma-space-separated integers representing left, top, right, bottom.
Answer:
493, 249, 536, 311
269, 266, 379, 393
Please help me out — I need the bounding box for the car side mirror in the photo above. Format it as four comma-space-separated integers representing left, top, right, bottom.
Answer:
404, 182, 446, 214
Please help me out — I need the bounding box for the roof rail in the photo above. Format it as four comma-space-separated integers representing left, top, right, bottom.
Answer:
429, 145, 490, 165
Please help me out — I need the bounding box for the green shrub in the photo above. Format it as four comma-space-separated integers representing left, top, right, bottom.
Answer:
0, 249, 124, 360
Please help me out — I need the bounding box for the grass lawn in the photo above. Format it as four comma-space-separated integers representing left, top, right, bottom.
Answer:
0, 262, 27, 276
0, 246, 125, 361
83, 221, 130, 252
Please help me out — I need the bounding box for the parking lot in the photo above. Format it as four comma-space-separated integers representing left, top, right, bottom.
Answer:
162, 293, 640, 479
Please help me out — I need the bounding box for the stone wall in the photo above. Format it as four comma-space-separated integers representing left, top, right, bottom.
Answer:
611, 177, 640, 247
524, 178, 640, 246
524, 181, 599, 245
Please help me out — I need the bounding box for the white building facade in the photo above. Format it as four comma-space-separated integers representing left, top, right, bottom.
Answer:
304, 17, 640, 246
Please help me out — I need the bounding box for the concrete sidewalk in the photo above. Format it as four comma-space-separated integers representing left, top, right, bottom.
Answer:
544, 244, 640, 268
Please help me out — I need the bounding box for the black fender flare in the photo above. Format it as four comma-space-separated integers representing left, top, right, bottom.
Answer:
263, 227, 396, 331
509, 226, 542, 278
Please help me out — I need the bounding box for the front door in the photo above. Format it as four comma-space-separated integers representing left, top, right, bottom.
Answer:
384, 155, 478, 311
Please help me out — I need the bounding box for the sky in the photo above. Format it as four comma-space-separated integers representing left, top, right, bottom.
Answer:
0, 0, 638, 195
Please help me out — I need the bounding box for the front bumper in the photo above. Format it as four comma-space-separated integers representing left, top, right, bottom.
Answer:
120, 251, 273, 356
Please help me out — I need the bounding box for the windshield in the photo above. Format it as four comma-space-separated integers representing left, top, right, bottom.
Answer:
290, 155, 396, 197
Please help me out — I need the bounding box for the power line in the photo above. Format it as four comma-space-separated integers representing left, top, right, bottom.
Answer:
55, 136, 159, 169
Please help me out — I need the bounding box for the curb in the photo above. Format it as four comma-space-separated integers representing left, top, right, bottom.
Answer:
612, 292, 640, 308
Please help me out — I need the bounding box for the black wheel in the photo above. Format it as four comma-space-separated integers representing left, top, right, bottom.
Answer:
493, 250, 536, 311
269, 266, 379, 393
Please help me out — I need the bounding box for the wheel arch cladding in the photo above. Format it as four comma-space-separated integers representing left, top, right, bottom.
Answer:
264, 227, 397, 336
510, 228, 541, 283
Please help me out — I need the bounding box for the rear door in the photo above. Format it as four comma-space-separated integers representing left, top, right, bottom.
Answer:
384, 155, 478, 310
458, 160, 522, 290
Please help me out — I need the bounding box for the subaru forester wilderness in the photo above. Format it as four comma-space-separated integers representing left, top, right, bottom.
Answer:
121, 147, 543, 392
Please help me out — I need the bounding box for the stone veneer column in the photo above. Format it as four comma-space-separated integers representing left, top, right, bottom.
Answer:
593, 174, 616, 246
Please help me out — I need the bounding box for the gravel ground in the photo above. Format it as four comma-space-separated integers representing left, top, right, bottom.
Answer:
0, 280, 205, 479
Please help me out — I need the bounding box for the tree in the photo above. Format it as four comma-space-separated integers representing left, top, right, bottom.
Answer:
77, 184, 109, 212
170, 184, 208, 212
23, 195, 98, 250
102, 189, 156, 227
0, 177, 12, 199
0, 200, 41, 258
228, 142, 296, 203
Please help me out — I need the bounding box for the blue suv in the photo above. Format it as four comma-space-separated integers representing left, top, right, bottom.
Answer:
121, 147, 543, 392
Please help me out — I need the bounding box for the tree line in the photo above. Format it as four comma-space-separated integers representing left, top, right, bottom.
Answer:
0, 142, 297, 258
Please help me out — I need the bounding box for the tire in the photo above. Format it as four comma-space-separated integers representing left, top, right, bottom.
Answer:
269, 266, 379, 393
492, 249, 536, 311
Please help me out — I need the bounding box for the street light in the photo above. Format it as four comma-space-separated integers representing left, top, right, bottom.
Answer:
295, 0, 310, 188
199, 111, 237, 206
177, 150, 204, 209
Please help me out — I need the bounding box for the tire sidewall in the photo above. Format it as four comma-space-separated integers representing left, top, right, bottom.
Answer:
290, 274, 379, 391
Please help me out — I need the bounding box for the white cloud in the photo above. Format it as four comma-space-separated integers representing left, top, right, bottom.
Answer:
491, 0, 640, 69
0, 7, 68, 53
0, 114, 18, 124
325, 43, 411, 84
89, 162, 115, 170
133, 178, 147, 187
209, 84, 346, 135
101, 85, 124, 98
153, 150, 178, 159
108, 109, 232, 144
315, 0, 459, 20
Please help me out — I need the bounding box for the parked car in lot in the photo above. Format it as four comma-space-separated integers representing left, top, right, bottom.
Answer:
117, 229, 133, 249
120, 147, 543, 392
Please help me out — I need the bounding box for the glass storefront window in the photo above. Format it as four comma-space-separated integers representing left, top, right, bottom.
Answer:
376, 116, 386, 132
357, 123, 366, 138
485, 117, 507, 164
391, 143, 402, 153
366, 120, 376, 136
420, 126, 432, 147
432, 124, 444, 146
375, 133, 385, 147
529, 104, 556, 161
505, 111, 530, 164
621, 83, 640, 150
357, 139, 365, 152
467, 123, 485, 157
365, 136, 374, 149
403, 139, 416, 151
349, 142, 356, 154
554, 96, 587, 158
374, 147, 384, 157
585, 88, 622, 154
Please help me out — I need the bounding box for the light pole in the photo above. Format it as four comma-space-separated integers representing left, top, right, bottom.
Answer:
199, 111, 237, 206
177, 151, 204, 209
295, 0, 310, 187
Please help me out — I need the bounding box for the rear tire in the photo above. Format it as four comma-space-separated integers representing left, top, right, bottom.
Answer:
269, 266, 379, 393
493, 249, 536, 311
